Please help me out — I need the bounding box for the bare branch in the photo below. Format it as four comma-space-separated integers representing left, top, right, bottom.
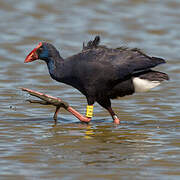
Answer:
22, 88, 91, 124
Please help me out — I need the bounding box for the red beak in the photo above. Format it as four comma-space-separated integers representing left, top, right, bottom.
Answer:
24, 42, 42, 63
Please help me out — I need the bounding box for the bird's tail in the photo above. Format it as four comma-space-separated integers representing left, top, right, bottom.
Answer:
134, 70, 169, 81
132, 70, 169, 93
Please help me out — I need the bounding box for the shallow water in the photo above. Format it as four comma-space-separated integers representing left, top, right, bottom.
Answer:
0, 0, 180, 179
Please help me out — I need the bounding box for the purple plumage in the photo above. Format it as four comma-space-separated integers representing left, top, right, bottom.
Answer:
24, 36, 169, 123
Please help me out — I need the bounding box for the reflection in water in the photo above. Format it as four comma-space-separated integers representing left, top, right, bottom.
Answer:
0, 0, 180, 179
84, 125, 94, 139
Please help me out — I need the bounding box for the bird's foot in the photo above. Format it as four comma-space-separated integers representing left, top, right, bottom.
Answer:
67, 107, 91, 123
80, 117, 91, 123
113, 115, 120, 124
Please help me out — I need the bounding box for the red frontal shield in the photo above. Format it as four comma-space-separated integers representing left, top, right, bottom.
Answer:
24, 42, 42, 63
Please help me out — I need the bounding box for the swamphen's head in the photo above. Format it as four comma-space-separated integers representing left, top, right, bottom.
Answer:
24, 42, 59, 63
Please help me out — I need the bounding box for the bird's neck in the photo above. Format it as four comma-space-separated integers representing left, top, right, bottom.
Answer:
46, 55, 65, 80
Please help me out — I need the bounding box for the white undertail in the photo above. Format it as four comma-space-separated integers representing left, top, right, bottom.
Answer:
132, 77, 161, 93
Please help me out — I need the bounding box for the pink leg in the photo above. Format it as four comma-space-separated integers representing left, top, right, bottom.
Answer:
107, 107, 120, 124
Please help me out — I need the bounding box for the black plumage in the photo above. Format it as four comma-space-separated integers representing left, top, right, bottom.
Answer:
25, 36, 169, 123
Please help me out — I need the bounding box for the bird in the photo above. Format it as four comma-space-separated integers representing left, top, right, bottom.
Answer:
24, 36, 169, 124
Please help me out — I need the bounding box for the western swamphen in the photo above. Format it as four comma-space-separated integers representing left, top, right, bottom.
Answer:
24, 36, 169, 124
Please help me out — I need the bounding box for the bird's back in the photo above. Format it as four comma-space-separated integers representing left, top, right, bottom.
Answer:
59, 36, 166, 97
68, 36, 166, 80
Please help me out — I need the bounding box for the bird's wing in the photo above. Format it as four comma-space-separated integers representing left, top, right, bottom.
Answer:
96, 48, 166, 81
83, 36, 100, 50
82, 36, 166, 78
67, 44, 166, 88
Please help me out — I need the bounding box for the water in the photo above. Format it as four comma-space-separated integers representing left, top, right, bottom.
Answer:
0, 0, 179, 179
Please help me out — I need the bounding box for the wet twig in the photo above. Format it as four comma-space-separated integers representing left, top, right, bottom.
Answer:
21, 88, 91, 124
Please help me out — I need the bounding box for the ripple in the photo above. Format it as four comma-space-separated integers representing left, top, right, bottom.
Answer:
0, 0, 179, 179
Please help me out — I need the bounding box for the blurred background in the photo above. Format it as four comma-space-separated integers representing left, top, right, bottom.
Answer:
0, 0, 179, 179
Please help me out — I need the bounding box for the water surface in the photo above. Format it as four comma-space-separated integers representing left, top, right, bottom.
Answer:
0, 0, 179, 179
